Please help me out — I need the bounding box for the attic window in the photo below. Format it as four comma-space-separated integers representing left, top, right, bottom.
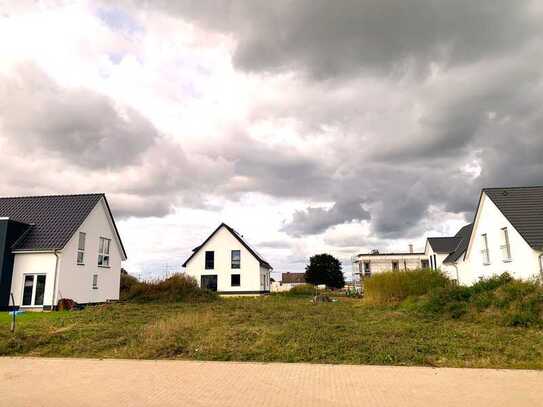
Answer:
98, 237, 111, 267
231, 250, 241, 269
481, 234, 490, 265
77, 232, 86, 265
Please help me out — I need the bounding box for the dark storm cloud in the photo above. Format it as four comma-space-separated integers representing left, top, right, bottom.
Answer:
0, 64, 157, 169
124, 0, 540, 79
282, 199, 370, 236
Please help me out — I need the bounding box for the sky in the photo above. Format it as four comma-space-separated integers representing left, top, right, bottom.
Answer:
1, 1, 542, 280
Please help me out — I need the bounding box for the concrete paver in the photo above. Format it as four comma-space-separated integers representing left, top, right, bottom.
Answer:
1, 357, 542, 406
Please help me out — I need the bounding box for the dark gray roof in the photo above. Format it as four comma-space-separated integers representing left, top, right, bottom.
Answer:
484, 186, 543, 250
281, 272, 306, 284
182, 223, 273, 270
443, 223, 473, 264
0, 194, 126, 257
427, 237, 462, 253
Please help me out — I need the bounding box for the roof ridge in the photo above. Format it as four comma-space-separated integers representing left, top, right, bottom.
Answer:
0, 192, 105, 200
483, 185, 543, 191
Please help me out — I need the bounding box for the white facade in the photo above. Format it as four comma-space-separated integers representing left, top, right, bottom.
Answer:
424, 243, 450, 272
457, 192, 543, 285
355, 253, 428, 276
10, 198, 125, 308
183, 224, 272, 294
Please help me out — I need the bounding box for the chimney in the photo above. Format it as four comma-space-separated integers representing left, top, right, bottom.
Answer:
409, 244, 414, 254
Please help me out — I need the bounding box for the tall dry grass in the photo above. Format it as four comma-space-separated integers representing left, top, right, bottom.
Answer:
364, 269, 450, 303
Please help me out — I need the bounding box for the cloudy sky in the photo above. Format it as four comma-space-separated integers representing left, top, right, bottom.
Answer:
1, 1, 542, 280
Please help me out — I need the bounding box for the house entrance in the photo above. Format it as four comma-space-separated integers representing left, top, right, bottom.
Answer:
201, 275, 218, 292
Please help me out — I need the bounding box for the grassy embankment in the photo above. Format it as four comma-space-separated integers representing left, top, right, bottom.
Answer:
1, 272, 543, 368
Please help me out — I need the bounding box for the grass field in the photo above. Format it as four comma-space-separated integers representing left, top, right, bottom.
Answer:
1, 296, 543, 369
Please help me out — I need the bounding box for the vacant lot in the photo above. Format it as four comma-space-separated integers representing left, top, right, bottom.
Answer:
1, 297, 543, 369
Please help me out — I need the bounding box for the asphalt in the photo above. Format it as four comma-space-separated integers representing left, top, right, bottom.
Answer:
1, 357, 542, 406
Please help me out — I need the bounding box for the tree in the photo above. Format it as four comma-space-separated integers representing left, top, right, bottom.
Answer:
305, 254, 345, 289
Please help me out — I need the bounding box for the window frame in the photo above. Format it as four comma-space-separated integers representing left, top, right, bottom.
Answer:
98, 237, 111, 268
77, 232, 86, 265
501, 227, 512, 262
231, 274, 241, 287
20, 274, 47, 307
92, 274, 98, 289
231, 250, 241, 269
205, 251, 215, 270
481, 233, 491, 265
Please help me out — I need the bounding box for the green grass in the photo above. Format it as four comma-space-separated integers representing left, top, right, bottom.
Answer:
1, 297, 543, 369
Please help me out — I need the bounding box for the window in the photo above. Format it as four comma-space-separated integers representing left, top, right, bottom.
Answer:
392, 261, 399, 271
98, 237, 111, 267
481, 234, 490, 265
501, 227, 512, 261
363, 261, 371, 277
21, 275, 47, 306
205, 251, 214, 269
77, 232, 86, 265
231, 274, 241, 287
92, 274, 98, 289
421, 259, 429, 269
231, 250, 241, 269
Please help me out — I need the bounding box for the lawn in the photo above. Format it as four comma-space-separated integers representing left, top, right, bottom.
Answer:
1, 296, 543, 369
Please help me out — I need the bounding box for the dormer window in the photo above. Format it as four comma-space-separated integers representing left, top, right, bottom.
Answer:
77, 232, 86, 265
98, 237, 111, 267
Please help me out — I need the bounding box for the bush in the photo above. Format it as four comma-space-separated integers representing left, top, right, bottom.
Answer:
286, 284, 316, 296
413, 273, 543, 327
123, 274, 218, 303
364, 269, 451, 303
120, 272, 139, 300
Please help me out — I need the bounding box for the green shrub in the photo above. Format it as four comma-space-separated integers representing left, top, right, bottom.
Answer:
411, 273, 543, 327
120, 272, 139, 300
123, 274, 218, 303
286, 284, 316, 296
364, 269, 450, 304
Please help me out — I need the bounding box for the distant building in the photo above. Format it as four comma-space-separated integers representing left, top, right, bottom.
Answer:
271, 272, 306, 292
354, 247, 428, 278
182, 223, 272, 295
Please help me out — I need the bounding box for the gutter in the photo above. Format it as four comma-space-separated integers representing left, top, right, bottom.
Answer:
51, 250, 61, 309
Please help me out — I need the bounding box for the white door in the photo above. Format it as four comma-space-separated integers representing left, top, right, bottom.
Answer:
21, 274, 47, 307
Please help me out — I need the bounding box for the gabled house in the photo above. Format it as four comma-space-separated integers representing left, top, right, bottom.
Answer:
0, 194, 127, 310
182, 223, 273, 294
453, 187, 543, 285
424, 235, 463, 271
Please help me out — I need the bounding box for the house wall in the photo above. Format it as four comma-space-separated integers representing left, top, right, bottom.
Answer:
11, 253, 57, 308
185, 226, 268, 293
56, 199, 122, 304
461, 193, 542, 285
356, 254, 426, 275
424, 244, 449, 273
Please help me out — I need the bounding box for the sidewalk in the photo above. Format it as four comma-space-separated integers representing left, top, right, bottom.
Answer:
1, 357, 541, 406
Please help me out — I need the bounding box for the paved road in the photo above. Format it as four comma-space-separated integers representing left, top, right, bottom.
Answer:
1, 357, 542, 406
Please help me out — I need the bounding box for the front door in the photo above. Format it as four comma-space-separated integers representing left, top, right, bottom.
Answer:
21, 274, 47, 307
201, 275, 218, 292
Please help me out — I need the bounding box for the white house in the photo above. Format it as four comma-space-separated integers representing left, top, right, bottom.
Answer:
0, 194, 127, 310
443, 187, 543, 285
182, 223, 273, 295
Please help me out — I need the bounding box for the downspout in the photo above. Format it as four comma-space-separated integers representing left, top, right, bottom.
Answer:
51, 249, 60, 310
